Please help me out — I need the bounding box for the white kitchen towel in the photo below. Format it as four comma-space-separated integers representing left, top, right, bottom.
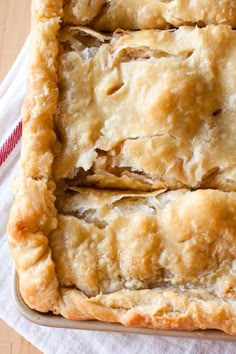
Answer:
1, 40, 236, 354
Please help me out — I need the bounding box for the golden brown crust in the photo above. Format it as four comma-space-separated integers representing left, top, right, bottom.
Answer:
54, 25, 236, 191
58, 288, 236, 335
49, 188, 236, 334
7, 0, 63, 313
22, 1, 63, 178
63, 0, 236, 30
7, 0, 236, 335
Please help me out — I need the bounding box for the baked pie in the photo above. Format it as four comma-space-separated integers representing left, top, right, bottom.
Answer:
7, 0, 236, 334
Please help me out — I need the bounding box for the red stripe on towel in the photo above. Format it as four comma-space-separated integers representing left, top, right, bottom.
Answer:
0, 121, 22, 167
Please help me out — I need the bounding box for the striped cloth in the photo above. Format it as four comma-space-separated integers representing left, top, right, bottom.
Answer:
0, 121, 22, 167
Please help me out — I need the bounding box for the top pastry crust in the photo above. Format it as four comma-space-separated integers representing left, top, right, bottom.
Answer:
54, 25, 236, 191
63, 0, 236, 30
7, 0, 236, 335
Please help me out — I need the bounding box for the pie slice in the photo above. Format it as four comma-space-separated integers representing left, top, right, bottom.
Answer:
7, 0, 236, 335
63, 0, 236, 30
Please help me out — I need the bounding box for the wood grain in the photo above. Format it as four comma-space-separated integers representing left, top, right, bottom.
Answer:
0, 0, 31, 82
0, 1, 41, 353
0, 320, 41, 354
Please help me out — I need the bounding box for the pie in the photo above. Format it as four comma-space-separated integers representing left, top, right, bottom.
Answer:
7, 0, 236, 335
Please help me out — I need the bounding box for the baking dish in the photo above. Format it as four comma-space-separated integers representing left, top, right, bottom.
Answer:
12, 271, 236, 341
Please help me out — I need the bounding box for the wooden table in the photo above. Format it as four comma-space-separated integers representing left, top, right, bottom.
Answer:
0, 1, 41, 352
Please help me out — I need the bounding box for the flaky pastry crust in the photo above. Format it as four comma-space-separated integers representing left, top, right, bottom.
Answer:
7, 0, 236, 335
8, 0, 63, 313
63, 0, 236, 30
54, 25, 236, 191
